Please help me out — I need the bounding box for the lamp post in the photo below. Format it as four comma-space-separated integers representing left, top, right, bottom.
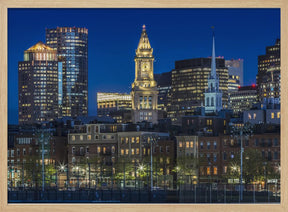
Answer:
229, 123, 253, 201
143, 134, 158, 191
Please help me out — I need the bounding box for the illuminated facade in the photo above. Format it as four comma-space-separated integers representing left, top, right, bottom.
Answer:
230, 85, 258, 115
257, 39, 280, 102
154, 71, 172, 113
168, 58, 228, 123
204, 33, 223, 114
97, 92, 132, 123
18, 41, 60, 124
225, 59, 243, 89
131, 25, 158, 124
46, 27, 88, 118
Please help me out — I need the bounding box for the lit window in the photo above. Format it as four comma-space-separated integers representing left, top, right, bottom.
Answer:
213, 167, 218, 175
179, 142, 182, 148
126, 149, 129, 155
131, 149, 135, 155
271, 113, 275, 119
71, 136, 75, 141
277, 112, 280, 118
87, 135, 91, 140
186, 142, 189, 148
121, 149, 124, 155
207, 167, 211, 175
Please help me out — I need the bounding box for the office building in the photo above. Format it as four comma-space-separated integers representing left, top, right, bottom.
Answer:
18, 41, 60, 124
225, 59, 243, 92
131, 25, 158, 124
257, 39, 280, 102
46, 27, 88, 118
168, 57, 228, 123
230, 85, 258, 115
154, 71, 172, 112
97, 92, 132, 115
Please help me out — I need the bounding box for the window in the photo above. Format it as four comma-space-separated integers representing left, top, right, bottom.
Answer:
254, 139, 259, 146
126, 137, 129, 144
179, 142, 183, 148
72, 147, 75, 154
111, 146, 115, 154
80, 147, 84, 155
80, 135, 83, 141
213, 167, 218, 175
214, 141, 217, 149
97, 146, 101, 154
71, 135, 75, 141
223, 166, 227, 174
131, 149, 135, 155
86, 146, 89, 153
131, 137, 135, 143
271, 112, 275, 119
160, 146, 163, 153
186, 142, 189, 148
190, 141, 194, 148
207, 167, 211, 175
121, 149, 124, 155
273, 138, 279, 146
245, 138, 249, 146
223, 152, 227, 160
136, 148, 140, 155
207, 142, 210, 150
17, 148, 20, 156
103, 147, 106, 154
87, 135, 91, 140
136, 137, 140, 143
274, 151, 278, 160
200, 142, 203, 149
95, 135, 99, 140
121, 137, 124, 144
213, 153, 217, 162
126, 149, 129, 155
166, 157, 170, 164
277, 112, 280, 118
166, 146, 170, 153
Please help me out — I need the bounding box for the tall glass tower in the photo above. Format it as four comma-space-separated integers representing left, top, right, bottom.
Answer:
46, 27, 88, 118
18, 41, 60, 124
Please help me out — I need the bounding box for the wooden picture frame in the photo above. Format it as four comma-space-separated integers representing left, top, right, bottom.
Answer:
0, 0, 287, 211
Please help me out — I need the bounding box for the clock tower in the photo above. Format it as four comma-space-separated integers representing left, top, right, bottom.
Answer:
131, 25, 158, 124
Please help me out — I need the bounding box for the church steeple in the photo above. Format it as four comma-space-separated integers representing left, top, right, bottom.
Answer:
210, 31, 217, 79
204, 28, 223, 114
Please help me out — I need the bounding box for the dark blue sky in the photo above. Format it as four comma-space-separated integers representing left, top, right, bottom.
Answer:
8, 9, 280, 124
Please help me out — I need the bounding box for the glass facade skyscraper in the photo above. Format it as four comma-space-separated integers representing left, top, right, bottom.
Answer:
18, 41, 60, 124
46, 27, 88, 118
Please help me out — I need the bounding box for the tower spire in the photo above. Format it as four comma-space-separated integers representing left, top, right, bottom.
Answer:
211, 27, 217, 79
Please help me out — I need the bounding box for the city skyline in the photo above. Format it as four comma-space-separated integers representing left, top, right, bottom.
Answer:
8, 8, 280, 124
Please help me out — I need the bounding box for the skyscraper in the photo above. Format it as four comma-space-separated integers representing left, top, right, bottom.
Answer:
225, 59, 243, 93
131, 25, 158, 124
257, 39, 280, 102
46, 27, 88, 118
204, 33, 223, 114
18, 41, 60, 124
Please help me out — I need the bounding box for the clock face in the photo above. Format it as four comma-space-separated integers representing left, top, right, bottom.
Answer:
142, 62, 149, 72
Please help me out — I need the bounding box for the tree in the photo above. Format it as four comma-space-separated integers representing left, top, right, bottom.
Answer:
24, 155, 56, 188
225, 149, 278, 184
172, 155, 199, 185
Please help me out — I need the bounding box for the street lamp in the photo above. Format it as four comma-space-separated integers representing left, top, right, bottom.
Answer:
143, 134, 158, 191
229, 123, 253, 201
